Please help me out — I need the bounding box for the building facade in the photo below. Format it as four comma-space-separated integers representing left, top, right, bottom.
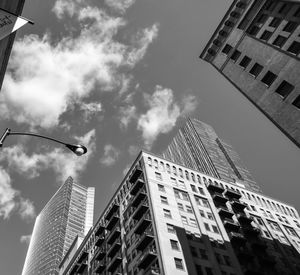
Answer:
0, 0, 26, 91
162, 119, 261, 193
60, 151, 300, 275
22, 177, 95, 275
200, 0, 300, 148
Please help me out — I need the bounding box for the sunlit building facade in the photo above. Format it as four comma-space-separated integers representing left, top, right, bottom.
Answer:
60, 151, 300, 275
200, 0, 300, 148
162, 119, 261, 193
21, 177, 95, 275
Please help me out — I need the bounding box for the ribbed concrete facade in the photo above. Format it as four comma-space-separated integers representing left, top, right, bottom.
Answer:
162, 119, 261, 193
200, 0, 300, 148
60, 152, 300, 275
21, 177, 95, 275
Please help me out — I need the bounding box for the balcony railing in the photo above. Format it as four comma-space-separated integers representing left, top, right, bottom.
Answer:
237, 213, 253, 225
107, 238, 121, 258
107, 251, 122, 272
224, 189, 242, 200
94, 259, 105, 274
134, 211, 152, 234
207, 182, 225, 193
231, 199, 247, 212
228, 232, 246, 245
137, 246, 158, 269
77, 251, 88, 263
129, 166, 143, 184
105, 203, 120, 221
131, 187, 147, 208
136, 229, 155, 251
212, 193, 228, 204
95, 223, 105, 237
106, 213, 120, 231
77, 261, 88, 274
133, 199, 149, 220
223, 218, 240, 232
93, 247, 106, 261
107, 225, 121, 245
218, 205, 234, 218
130, 178, 145, 196
95, 234, 105, 247
144, 266, 161, 275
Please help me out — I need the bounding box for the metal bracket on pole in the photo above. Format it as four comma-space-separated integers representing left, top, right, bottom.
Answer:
0, 128, 10, 147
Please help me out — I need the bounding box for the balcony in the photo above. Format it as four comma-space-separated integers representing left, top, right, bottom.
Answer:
212, 193, 228, 204
144, 266, 161, 275
133, 199, 149, 220
129, 167, 143, 184
107, 225, 121, 245
95, 235, 105, 247
130, 178, 145, 196
138, 246, 158, 269
105, 203, 120, 221
132, 187, 147, 207
243, 226, 260, 237
107, 238, 121, 258
237, 213, 253, 225
77, 262, 88, 274
136, 229, 155, 251
95, 223, 105, 237
94, 247, 106, 261
69, 264, 79, 275
106, 214, 120, 231
207, 182, 224, 193
228, 232, 246, 245
94, 260, 105, 274
218, 206, 234, 218
107, 251, 122, 272
134, 211, 152, 234
224, 189, 241, 200
77, 251, 88, 263
231, 199, 247, 212
223, 218, 240, 232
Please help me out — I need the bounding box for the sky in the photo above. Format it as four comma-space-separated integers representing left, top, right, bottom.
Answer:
0, 0, 299, 274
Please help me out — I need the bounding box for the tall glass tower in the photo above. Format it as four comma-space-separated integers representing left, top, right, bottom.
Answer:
162, 118, 261, 193
21, 177, 95, 275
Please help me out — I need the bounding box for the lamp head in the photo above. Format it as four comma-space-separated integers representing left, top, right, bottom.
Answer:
65, 144, 87, 156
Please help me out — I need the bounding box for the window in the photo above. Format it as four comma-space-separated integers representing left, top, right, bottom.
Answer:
155, 172, 162, 180
161, 196, 168, 204
191, 185, 197, 193
195, 265, 203, 275
170, 239, 180, 250
222, 44, 232, 54
265, 0, 276, 12
257, 13, 268, 24
283, 21, 298, 33
261, 71, 277, 86
275, 81, 294, 98
249, 63, 263, 77
239, 56, 251, 69
287, 41, 300, 55
171, 177, 177, 186
205, 267, 214, 275
207, 213, 214, 220
181, 192, 189, 201
248, 25, 260, 35
269, 17, 281, 28
190, 218, 197, 227
198, 187, 205, 195
292, 95, 300, 109
294, 6, 300, 17
174, 258, 184, 270
163, 209, 172, 218
260, 30, 272, 41
230, 50, 241, 62
167, 223, 176, 233
199, 210, 205, 217
177, 203, 184, 211
212, 225, 219, 233
166, 164, 170, 173
199, 249, 208, 259
224, 255, 232, 266
278, 3, 291, 15
190, 246, 198, 257
158, 184, 165, 192
186, 205, 193, 213
178, 180, 186, 189
272, 35, 287, 47
202, 199, 210, 208
181, 216, 188, 225
204, 223, 210, 231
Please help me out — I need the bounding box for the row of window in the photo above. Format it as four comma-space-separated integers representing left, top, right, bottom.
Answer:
222, 43, 300, 108
263, 1, 300, 18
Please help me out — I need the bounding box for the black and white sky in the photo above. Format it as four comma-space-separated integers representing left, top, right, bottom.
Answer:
0, 0, 299, 274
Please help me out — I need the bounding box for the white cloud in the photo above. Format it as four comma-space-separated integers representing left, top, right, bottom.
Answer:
19, 199, 36, 220
0, 129, 96, 182
137, 87, 198, 148
128, 145, 139, 156
0, 1, 159, 130
80, 102, 102, 120
105, 0, 136, 13
137, 86, 180, 148
119, 105, 136, 129
20, 234, 31, 245
100, 144, 120, 167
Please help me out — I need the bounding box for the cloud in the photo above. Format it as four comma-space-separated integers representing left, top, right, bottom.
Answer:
128, 145, 139, 156
19, 199, 36, 221
105, 0, 136, 14
100, 144, 120, 167
20, 235, 31, 245
137, 86, 198, 148
0, 1, 159, 130
119, 105, 136, 129
80, 102, 102, 120
0, 129, 96, 182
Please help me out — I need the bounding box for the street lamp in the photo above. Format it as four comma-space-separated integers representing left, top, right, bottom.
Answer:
0, 128, 87, 156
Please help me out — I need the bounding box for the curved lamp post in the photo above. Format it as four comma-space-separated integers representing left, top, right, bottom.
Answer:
0, 128, 87, 156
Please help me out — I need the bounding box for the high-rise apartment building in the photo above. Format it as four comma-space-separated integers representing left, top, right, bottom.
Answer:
162, 119, 261, 193
200, 0, 300, 148
59, 151, 300, 275
0, 0, 26, 90
22, 177, 95, 275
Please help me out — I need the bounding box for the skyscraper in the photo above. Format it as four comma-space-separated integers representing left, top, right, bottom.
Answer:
162, 118, 261, 193
21, 177, 95, 275
0, 0, 26, 91
200, 0, 300, 148
59, 151, 300, 275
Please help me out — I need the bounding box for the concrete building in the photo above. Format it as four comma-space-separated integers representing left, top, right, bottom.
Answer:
60, 151, 300, 275
22, 177, 95, 275
0, 0, 26, 91
200, 0, 300, 148
162, 118, 261, 193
